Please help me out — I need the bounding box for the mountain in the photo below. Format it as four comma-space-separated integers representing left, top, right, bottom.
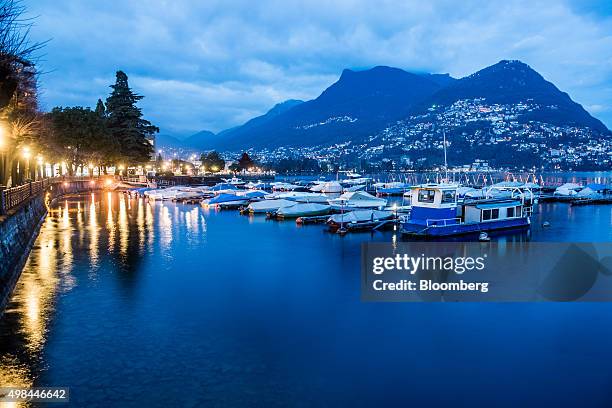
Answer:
414, 60, 609, 133
191, 60, 609, 154
156, 134, 186, 149
181, 130, 216, 150
204, 66, 450, 150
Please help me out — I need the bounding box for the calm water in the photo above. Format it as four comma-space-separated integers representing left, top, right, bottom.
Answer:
1, 192, 612, 407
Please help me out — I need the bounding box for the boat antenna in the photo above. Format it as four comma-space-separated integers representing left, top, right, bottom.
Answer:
443, 129, 448, 182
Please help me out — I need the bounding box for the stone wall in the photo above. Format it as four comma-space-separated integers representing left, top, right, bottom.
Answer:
0, 195, 48, 314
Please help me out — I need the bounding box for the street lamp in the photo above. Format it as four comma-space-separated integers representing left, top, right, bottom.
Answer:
36, 155, 44, 180
22, 146, 31, 180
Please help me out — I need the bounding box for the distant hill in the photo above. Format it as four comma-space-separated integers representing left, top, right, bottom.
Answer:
202, 66, 449, 150
413, 60, 609, 133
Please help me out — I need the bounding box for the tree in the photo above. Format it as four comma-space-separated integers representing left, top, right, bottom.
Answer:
45, 107, 116, 175
228, 163, 240, 173
105, 71, 158, 165
237, 152, 255, 171
95, 98, 106, 118
200, 151, 225, 172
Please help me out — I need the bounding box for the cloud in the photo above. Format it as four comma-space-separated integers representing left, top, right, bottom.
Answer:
27, 0, 612, 135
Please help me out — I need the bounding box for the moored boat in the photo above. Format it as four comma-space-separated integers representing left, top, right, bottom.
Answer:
400, 183, 532, 238
276, 203, 331, 218
328, 191, 387, 210
247, 199, 296, 214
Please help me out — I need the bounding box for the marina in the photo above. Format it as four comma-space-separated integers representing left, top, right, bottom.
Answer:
1, 183, 612, 405
118, 171, 612, 237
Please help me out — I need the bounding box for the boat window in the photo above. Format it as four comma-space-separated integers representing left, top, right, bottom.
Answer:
516, 206, 522, 217
507, 207, 515, 217
441, 190, 456, 203
418, 189, 436, 203
482, 209, 492, 221
492, 209, 499, 219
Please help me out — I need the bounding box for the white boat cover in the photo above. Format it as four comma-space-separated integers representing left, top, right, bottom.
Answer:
276, 203, 331, 217
328, 210, 393, 224
247, 199, 296, 213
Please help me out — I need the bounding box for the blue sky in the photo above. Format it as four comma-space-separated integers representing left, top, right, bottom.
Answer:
28, 0, 612, 137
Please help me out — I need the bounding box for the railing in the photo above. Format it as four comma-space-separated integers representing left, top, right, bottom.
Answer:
0, 179, 53, 215
0, 177, 105, 215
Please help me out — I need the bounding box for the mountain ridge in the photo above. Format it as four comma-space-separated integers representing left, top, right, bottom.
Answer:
171, 60, 609, 152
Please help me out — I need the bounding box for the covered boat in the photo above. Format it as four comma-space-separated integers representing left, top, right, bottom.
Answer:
236, 190, 270, 200
310, 181, 342, 193
272, 191, 329, 203
374, 182, 410, 195
247, 199, 296, 214
553, 183, 582, 197
328, 191, 387, 210
202, 193, 249, 208
276, 203, 331, 218
327, 210, 394, 227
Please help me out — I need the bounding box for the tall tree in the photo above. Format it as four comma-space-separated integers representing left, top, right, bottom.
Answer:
105, 71, 158, 165
95, 98, 106, 118
237, 152, 255, 171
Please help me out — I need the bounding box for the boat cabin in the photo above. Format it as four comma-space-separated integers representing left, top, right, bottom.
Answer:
408, 184, 459, 226
462, 199, 525, 223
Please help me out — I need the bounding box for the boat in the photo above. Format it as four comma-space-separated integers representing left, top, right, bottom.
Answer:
310, 181, 342, 193
328, 191, 387, 210
271, 182, 300, 192
211, 183, 239, 194
276, 203, 331, 218
327, 210, 394, 229
271, 191, 330, 203
202, 193, 249, 208
400, 183, 531, 237
222, 177, 245, 186
553, 183, 582, 197
246, 199, 296, 214
344, 184, 366, 192
374, 182, 410, 195
236, 190, 270, 200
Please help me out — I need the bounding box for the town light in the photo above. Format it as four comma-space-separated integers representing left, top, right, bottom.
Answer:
22, 146, 31, 159
37, 155, 43, 165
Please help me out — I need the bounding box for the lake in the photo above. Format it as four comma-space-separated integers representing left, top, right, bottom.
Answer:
1, 191, 612, 407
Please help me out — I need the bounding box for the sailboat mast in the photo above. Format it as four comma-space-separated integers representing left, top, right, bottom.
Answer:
443, 130, 448, 181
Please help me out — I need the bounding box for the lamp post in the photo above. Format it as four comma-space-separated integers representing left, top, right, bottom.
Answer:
22, 146, 31, 181
0, 126, 5, 184
36, 155, 43, 180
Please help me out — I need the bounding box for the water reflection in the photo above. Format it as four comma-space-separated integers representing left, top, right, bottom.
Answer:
0, 193, 157, 393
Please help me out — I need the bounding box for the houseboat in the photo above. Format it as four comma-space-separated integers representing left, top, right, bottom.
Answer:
400, 183, 531, 237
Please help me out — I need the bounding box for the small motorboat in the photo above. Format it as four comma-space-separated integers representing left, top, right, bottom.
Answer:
327, 210, 394, 229
328, 191, 387, 210
247, 199, 296, 214
310, 181, 342, 194
202, 193, 249, 208
276, 203, 331, 219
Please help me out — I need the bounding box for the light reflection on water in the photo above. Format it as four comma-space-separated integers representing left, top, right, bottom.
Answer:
0, 193, 163, 393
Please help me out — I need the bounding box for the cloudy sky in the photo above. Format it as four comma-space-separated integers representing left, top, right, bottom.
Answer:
28, 0, 612, 137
